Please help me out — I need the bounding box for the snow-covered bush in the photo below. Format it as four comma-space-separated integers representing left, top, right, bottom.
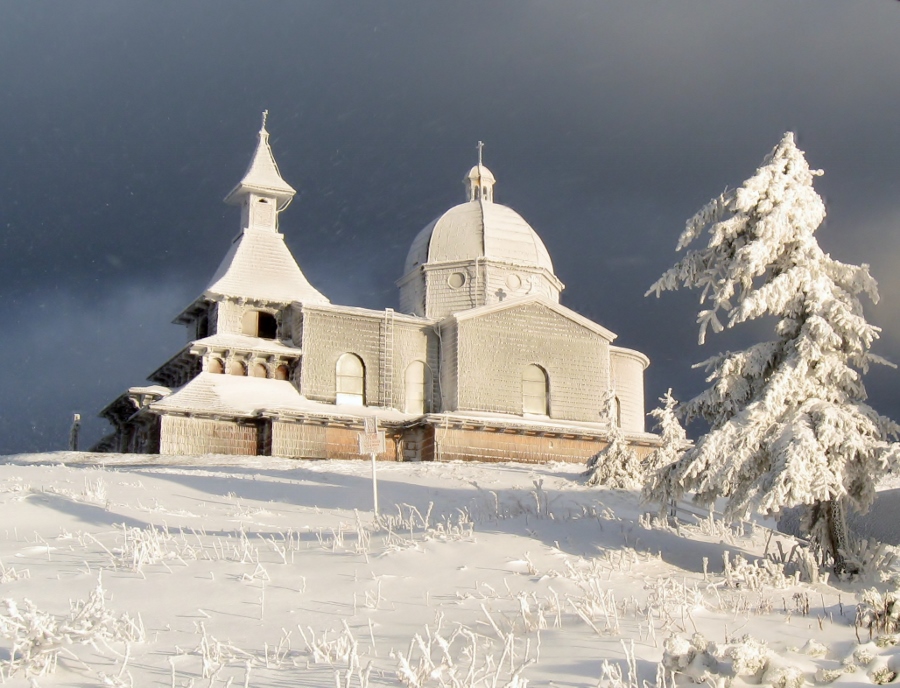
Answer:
646, 132, 900, 573
856, 587, 900, 639
760, 658, 804, 688
727, 634, 770, 677
585, 418, 642, 489
661, 633, 718, 683
722, 551, 795, 590
0, 574, 144, 678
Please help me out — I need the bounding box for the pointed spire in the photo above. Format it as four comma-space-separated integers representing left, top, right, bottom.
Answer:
464, 141, 495, 202
224, 112, 296, 209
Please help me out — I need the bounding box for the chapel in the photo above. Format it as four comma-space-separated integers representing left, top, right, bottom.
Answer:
96, 117, 657, 462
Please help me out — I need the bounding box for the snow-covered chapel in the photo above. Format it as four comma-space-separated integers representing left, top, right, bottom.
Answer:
96, 118, 657, 462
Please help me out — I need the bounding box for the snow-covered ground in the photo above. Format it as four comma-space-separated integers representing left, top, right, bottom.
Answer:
0, 453, 897, 687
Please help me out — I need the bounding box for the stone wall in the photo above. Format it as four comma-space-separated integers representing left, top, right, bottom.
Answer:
455, 302, 609, 422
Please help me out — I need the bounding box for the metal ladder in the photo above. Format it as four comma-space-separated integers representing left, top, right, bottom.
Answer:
380, 308, 395, 408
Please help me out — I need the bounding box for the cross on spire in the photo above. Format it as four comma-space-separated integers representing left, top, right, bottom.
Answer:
477, 140, 484, 166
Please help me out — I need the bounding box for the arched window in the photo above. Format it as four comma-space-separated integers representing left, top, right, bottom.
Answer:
274, 365, 289, 381
522, 364, 549, 415
228, 360, 246, 376
404, 361, 432, 414
208, 358, 224, 374
251, 362, 267, 378
241, 310, 278, 340
336, 353, 365, 406
614, 397, 622, 428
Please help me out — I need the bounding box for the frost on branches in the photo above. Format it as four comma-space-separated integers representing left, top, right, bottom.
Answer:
644, 389, 690, 474
646, 132, 900, 571
643, 390, 690, 505
585, 395, 643, 489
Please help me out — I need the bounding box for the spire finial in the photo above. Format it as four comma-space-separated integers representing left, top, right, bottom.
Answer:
261, 110, 269, 132
477, 140, 484, 166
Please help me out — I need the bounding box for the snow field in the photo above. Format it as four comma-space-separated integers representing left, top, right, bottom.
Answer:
0, 453, 897, 687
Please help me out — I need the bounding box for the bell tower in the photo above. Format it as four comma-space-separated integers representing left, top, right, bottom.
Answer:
224, 111, 296, 232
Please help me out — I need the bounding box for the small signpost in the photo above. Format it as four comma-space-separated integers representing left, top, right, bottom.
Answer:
358, 417, 385, 521
69, 413, 81, 451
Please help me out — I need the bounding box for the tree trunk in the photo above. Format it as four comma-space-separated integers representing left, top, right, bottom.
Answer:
807, 499, 856, 576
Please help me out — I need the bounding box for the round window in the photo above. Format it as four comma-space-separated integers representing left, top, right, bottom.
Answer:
448, 272, 467, 289
505, 274, 522, 291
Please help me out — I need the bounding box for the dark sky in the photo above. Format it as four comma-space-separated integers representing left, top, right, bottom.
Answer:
2, 1, 900, 454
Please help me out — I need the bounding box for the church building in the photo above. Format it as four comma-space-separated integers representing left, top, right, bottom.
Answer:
96, 117, 658, 462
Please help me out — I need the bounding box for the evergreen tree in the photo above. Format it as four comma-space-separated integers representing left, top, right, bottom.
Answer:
647, 132, 899, 572
585, 393, 643, 489
642, 390, 690, 508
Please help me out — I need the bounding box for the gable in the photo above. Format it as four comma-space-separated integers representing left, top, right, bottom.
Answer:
451, 296, 616, 342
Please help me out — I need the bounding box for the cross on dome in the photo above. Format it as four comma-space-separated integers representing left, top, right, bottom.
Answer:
465, 141, 495, 202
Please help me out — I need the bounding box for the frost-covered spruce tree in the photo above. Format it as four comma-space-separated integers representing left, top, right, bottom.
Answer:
647, 132, 899, 572
643, 390, 690, 504
585, 394, 643, 489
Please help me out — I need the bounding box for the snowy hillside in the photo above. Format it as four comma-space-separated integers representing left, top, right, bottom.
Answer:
0, 454, 898, 687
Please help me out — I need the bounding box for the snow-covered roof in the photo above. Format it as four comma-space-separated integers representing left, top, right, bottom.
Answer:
224, 115, 296, 207
150, 373, 415, 422
609, 345, 650, 370
465, 163, 495, 183
447, 295, 617, 341
418, 410, 659, 444
151, 373, 306, 417
404, 201, 555, 275
189, 333, 300, 356
299, 302, 431, 326
205, 228, 329, 304
403, 160, 555, 276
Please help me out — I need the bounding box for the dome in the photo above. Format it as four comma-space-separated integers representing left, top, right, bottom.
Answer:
466, 163, 495, 184
403, 200, 555, 275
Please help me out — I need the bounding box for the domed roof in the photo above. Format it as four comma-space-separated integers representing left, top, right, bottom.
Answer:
465, 163, 495, 183
404, 201, 554, 275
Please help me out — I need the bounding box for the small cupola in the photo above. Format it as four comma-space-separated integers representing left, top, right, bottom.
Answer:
465, 141, 495, 203
224, 111, 296, 232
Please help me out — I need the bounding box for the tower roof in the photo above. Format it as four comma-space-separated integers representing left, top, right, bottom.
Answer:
205, 229, 329, 304
200, 113, 328, 306
224, 111, 296, 208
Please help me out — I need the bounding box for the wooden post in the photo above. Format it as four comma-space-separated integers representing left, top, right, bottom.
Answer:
69, 413, 81, 451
